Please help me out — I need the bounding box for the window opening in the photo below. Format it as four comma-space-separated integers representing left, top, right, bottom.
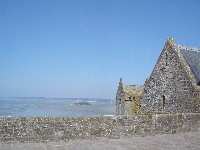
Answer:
165, 53, 168, 66
162, 95, 165, 110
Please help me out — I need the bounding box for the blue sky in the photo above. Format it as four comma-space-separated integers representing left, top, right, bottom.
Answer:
0, 0, 200, 99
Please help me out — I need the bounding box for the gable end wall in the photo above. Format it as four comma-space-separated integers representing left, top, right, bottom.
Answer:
141, 41, 195, 113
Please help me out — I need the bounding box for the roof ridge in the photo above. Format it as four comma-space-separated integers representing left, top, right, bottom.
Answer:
177, 44, 200, 52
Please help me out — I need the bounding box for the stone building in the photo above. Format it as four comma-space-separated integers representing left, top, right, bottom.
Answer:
116, 37, 200, 115
141, 37, 200, 113
116, 78, 143, 115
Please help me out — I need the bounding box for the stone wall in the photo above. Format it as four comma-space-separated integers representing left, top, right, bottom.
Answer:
1, 113, 200, 143
141, 38, 196, 113
116, 78, 143, 116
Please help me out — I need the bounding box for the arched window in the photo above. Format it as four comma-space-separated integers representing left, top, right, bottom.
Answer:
162, 95, 165, 110
165, 53, 168, 66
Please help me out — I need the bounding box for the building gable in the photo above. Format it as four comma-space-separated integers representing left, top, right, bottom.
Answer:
141, 38, 196, 113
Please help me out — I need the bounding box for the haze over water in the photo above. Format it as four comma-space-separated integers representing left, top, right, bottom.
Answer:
0, 97, 115, 116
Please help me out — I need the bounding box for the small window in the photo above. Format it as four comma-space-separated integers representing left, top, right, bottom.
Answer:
162, 95, 165, 110
165, 53, 168, 66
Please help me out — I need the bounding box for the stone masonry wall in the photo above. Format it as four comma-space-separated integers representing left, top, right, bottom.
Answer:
1, 113, 200, 143
141, 39, 195, 113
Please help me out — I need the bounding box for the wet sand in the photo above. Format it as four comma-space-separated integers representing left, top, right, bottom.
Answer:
1, 131, 200, 150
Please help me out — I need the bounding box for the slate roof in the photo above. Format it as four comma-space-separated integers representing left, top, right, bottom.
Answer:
177, 44, 200, 85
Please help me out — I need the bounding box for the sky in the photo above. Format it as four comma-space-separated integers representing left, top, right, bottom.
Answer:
0, 0, 200, 99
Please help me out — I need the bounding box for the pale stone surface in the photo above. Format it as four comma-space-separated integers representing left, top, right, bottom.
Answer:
0, 114, 200, 143
1, 131, 200, 150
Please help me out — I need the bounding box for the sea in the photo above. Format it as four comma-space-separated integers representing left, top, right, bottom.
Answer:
0, 97, 116, 116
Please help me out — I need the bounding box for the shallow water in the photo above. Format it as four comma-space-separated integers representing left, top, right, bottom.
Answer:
0, 97, 116, 116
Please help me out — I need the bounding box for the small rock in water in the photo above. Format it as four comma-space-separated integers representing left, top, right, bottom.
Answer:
74, 102, 92, 106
